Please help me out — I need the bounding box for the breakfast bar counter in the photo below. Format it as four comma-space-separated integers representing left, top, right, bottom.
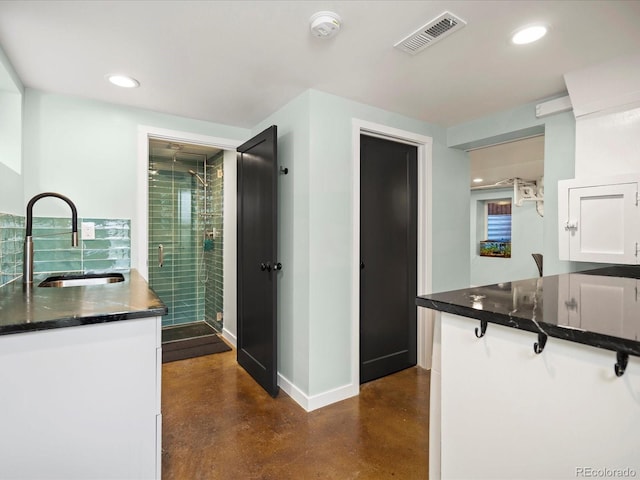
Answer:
417, 266, 640, 480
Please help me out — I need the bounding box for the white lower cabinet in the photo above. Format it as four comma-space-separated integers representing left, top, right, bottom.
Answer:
559, 175, 640, 263
433, 312, 640, 480
0, 316, 162, 480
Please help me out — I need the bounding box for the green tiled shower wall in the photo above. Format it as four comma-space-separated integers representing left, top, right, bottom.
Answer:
204, 152, 224, 332
148, 153, 223, 329
0, 214, 130, 287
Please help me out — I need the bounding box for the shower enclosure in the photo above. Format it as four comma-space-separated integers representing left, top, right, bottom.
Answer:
148, 140, 224, 333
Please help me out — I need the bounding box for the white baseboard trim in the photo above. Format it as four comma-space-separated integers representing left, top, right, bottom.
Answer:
221, 328, 237, 348
277, 373, 359, 412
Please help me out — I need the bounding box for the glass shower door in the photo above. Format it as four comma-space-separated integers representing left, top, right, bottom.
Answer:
148, 158, 204, 327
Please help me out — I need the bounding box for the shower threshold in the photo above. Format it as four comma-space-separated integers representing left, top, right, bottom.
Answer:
162, 321, 218, 344
161, 321, 230, 363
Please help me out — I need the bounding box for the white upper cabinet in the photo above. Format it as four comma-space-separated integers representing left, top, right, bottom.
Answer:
559, 175, 640, 263
559, 56, 640, 264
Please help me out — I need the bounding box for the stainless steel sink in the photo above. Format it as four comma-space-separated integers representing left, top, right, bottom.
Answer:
38, 273, 125, 288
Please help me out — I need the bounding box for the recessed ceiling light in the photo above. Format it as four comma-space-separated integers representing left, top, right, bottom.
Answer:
106, 74, 140, 88
511, 25, 547, 45
473, 178, 484, 183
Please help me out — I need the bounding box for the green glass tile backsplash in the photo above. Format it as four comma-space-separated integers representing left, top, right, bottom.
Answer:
0, 213, 25, 286
0, 214, 130, 287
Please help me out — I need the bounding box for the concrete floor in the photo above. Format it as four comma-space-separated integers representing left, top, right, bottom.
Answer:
162, 348, 430, 479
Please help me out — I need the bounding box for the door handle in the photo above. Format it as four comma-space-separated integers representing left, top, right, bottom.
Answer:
158, 244, 164, 267
260, 262, 272, 272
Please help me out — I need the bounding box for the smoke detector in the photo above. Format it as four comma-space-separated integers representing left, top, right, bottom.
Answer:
310, 11, 342, 38
394, 11, 466, 55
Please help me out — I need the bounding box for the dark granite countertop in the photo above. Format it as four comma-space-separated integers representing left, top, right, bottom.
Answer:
416, 266, 640, 357
0, 269, 167, 336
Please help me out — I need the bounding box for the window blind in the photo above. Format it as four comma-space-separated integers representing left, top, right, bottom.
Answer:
487, 202, 512, 242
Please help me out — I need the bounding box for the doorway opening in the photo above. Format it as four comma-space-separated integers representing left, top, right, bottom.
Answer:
469, 134, 545, 285
148, 139, 224, 333
136, 126, 241, 349
351, 119, 433, 392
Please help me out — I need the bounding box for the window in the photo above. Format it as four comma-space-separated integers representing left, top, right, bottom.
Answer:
486, 201, 512, 242
479, 200, 511, 258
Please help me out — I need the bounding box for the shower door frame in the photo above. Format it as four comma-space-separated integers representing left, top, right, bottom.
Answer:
136, 125, 242, 344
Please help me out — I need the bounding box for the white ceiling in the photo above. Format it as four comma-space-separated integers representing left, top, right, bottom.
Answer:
470, 135, 544, 188
149, 138, 221, 162
0, 1, 639, 129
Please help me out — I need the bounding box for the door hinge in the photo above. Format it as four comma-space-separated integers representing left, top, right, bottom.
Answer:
636, 242, 639, 257
636, 191, 639, 206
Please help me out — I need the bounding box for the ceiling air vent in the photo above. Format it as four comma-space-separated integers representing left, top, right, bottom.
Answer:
394, 11, 466, 55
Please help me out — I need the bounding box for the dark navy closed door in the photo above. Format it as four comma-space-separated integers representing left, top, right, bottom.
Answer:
360, 134, 417, 384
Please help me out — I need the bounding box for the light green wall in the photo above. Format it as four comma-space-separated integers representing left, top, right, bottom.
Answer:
0, 163, 22, 215
431, 136, 472, 292
23, 89, 248, 217
22, 89, 249, 269
255, 89, 470, 397
447, 100, 546, 150
252, 91, 312, 394
0, 92, 22, 174
307, 91, 469, 394
447, 99, 578, 276
0, 44, 23, 215
542, 111, 600, 274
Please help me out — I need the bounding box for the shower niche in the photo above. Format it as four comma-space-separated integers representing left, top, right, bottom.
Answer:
148, 139, 224, 332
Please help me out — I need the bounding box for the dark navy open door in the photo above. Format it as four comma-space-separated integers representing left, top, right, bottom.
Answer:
236, 125, 279, 397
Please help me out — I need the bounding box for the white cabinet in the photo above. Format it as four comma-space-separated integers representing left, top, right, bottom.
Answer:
0, 316, 162, 480
559, 175, 640, 263
434, 312, 640, 480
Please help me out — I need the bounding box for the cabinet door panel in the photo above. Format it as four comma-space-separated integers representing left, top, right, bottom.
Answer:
568, 182, 638, 263
0, 318, 160, 479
